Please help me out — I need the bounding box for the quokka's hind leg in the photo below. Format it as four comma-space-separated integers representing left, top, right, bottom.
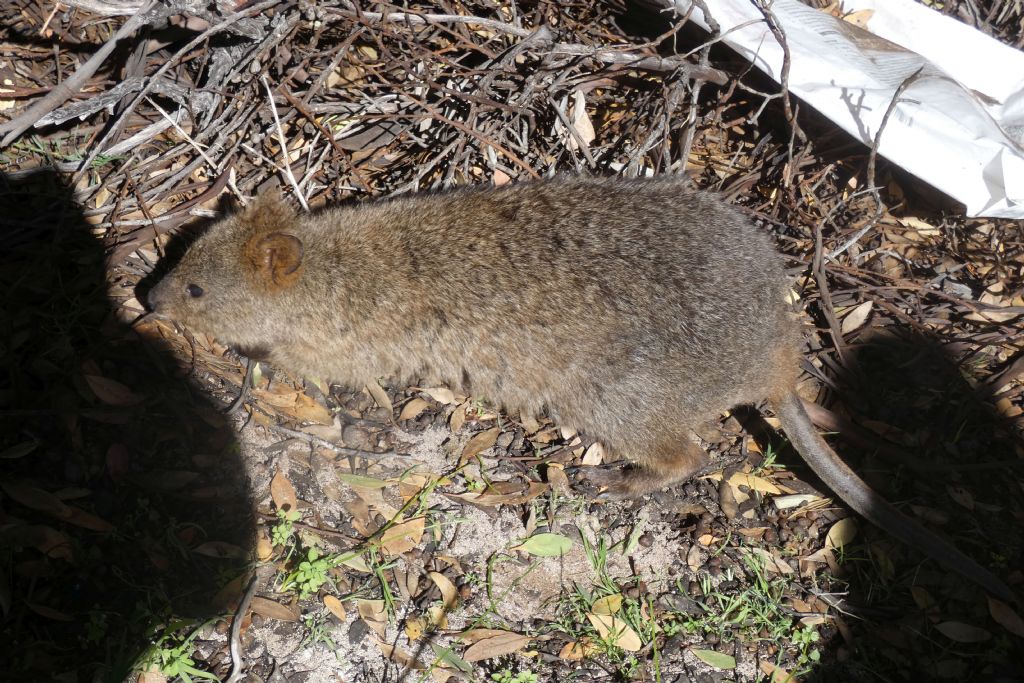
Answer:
579, 436, 709, 500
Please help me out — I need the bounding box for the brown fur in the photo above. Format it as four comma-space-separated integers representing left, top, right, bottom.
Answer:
150, 176, 800, 494
147, 175, 1014, 601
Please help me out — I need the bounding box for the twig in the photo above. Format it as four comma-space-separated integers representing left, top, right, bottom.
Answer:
326, 3, 727, 84
224, 573, 258, 683
0, 0, 168, 147
262, 75, 309, 211
829, 68, 925, 259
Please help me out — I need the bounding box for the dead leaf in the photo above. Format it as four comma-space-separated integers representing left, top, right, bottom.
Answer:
586, 613, 642, 651
558, 640, 587, 661
290, 392, 334, 425
591, 594, 622, 615
324, 595, 347, 621
759, 660, 799, 683
449, 403, 467, 433
842, 8, 874, 28
425, 604, 448, 630
825, 518, 858, 549
987, 597, 1024, 638
460, 427, 500, 464
582, 442, 605, 465
250, 596, 299, 622
357, 599, 388, 637
375, 638, 424, 669
380, 516, 425, 556
399, 398, 430, 421
1, 524, 73, 561
257, 531, 274, 559
547, 463, 571, 492
27, 603, 74, 621
741, 547, 795, 574
84, 375, 143, 406
429, 571, 459, 610
686, 544, 702, 572
727, 471, 782, 495
417, 386, 456, 404
405, 616, 426, 640
192, 541, 247, 559
462, 631, 532, 662
935, 621, 991, 643
270, 469, 298, 513
840, 300, 873, 335
365, 381, 393, 415
946, 485, 975, 510
447, 481, 548, 507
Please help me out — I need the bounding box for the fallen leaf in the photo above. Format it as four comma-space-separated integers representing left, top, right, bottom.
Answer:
591, 594, 622, 616
0, 479, 71, 519
337, 473, 391, 489
558, 641, 586, 661
946, 485, 975, 510
357, 599, 388, 637
759, 660, 799, 682
449, 403, 467, 433
686, 544, 702, 572
511, 532, 572, 557
0, 442, 37, 459
290, 392, 333, 425
935, 621, 991, 643
0, 524, 73, 561
84, 375, 143, 406
425, 604, 448, 630
741, 547, 794, 574
462, 631, 532, 662
772, 493, 822, 510
192, 541, 247, 559
987, 597, 1024, 638
380, 516, 425, 556
405, 616, 426, 640
587, 613, 642, 651
582, 442, 605, 465
727, 471, 781, 495
399, 398, 430, 421
840, 300, 873, 335
417, 386, 456, 404
447, 482, 548, 508
270, 469, 298, 513
26, 603, 74, 621
911, 586, 937, 611
365, 381, 393, 414
324, 595, 347, 621
429, 571, 460, 609
825, 518, 858, 549
460, 427, 500, 464
376, 639, 424, 669
250, 597, 299, 622
691, 648, 736, 669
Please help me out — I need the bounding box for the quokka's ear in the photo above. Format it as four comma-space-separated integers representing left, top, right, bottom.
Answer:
243, 231, 305, 289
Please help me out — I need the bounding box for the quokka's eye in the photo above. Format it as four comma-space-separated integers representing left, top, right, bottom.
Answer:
186, 284, 204, 298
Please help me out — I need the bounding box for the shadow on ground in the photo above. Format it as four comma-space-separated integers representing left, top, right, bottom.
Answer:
0, 170, 254, 682
796, 328, 1023, 681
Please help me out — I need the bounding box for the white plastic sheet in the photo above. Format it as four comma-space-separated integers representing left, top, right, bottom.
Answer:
671, 0, 1024, 218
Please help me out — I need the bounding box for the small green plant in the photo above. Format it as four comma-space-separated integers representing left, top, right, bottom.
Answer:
272, 508, 301, 547
491, 669, 538, 683
661, 551, 824, 676
751, 443, 781, 474
302, 611, 340, 654
792, 623, 822, 667
283, 548, 334, 599
136, 621, 218, 683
